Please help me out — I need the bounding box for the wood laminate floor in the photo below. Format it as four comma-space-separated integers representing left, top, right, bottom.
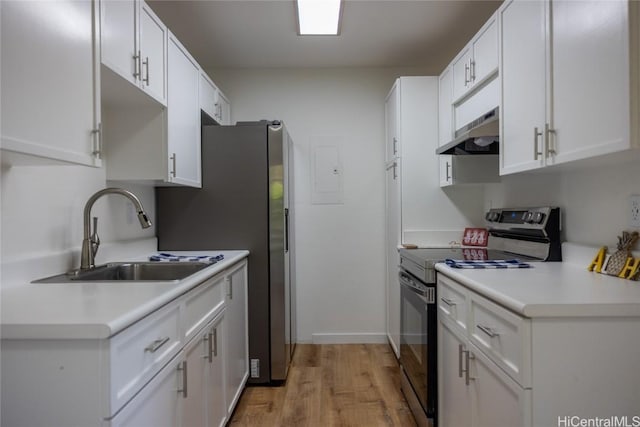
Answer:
229, 344, 418, 427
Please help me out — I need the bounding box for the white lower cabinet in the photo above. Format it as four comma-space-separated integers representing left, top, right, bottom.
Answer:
438, 317, 530, 427
110, 354, 182, 427
183, 312, 226, 427
0, 260, 249, 427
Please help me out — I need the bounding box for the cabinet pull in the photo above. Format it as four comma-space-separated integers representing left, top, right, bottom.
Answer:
392, 137, 398, 155
393, 162, 397, 180
177, 361, 188, 398
204, 332, 213, 363
545, 123, 556, 156
91, 122, 102, 159
458, 344, 464, 378
533, 127, 543, 160
463, 349, 475, 386
477, 324, 499, 338
441, 297, 456, 306
464, 61, 470, 86
445, 161, 451, 182
213, 327, 218, 357
142, 57, 149, 85
226, 276, 233, 299
133, 52, 140, 79
144, 336, 170, 353
470, 59, 476, 82
170, 153, 177, 177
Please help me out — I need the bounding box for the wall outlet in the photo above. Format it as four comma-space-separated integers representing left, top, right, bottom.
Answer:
631, 195, 640, 228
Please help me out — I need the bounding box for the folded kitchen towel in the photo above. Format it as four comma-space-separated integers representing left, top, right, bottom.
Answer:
149, 253, 224, 263
444, 259, 531, 269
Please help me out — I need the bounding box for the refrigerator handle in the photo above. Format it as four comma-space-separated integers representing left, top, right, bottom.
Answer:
284, 208, 289, 253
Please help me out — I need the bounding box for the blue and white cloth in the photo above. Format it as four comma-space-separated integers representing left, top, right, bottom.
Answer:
444, 259, 531, 269
149, 253, 224, 263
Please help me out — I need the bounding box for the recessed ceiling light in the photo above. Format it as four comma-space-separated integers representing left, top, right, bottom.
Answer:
296, 0, 343, 36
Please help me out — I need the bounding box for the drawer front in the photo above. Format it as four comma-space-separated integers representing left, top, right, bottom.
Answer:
437, 274, 469, 333
110, 302, 182, 415
183, 273, 225, 343
469, 292, 531, 387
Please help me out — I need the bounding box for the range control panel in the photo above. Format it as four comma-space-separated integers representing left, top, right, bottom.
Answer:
485, 206, 561, 234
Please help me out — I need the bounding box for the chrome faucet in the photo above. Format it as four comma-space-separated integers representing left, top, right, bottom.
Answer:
80, 188, 152, 270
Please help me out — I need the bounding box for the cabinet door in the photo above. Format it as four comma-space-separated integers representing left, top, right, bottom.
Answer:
452, 47, 473, 101
438, 67, 453, 146
385, 83, 400, 162
439, 155, 453, 187
167, 33, 202, 188
207, 315, 227, 427
218, 91, 232, 125
182, 330, 208, 427
100, 0, 137, 85
385, 161, 401, 357
470, 342, 531, 427
471, 16, 498, 86
110, 355, 182, 427
1, 0, 101, 167
225, 264, 249, 416
200, 72, 219, 121
438, 319, 472, 427
139, 1, 167, 105
549, 0, 630, 165
499, 0, 547, 175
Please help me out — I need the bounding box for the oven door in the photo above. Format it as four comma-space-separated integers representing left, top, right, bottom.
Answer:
399, 269, 437, 418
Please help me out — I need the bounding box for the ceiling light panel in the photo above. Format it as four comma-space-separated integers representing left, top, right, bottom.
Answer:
297, 0, 342, 35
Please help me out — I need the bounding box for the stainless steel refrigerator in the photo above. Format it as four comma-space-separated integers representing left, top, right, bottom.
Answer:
156, 121, 296, 384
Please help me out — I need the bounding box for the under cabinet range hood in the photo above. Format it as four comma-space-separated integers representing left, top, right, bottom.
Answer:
437, 107, 499, 155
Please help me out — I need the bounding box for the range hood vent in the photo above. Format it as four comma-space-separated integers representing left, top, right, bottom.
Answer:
436, 107, 499, 155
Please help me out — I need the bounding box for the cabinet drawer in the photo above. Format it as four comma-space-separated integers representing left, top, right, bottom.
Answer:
183, 273, 225, 343
109, 302, 182, 416
469, 292, 531, 387
437, 274, 469, 333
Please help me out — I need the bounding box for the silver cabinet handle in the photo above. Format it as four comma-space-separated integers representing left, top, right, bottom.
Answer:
142, 56, 149, 85
144, 337, 170, 353
214, 102, 220, 120
463, 349, 475, 385
204, 332, 213, 363
133, 52, 140, 79
458, 344, 464, 378
441, 297, 456, 306
213, 327, 218, 357
545, 123, 556, 156
170, 153, 177, 177
464, 61, 470, 86
477, 324, 499, 338
533, 127, 543, 160
393, 162, 397, 180
91, 122, 102, 159
470, 59, 476, 82
445, 161, 451, 182
392, 137, 397, 155
227, 276, 233, 299
177, 361, 188, 398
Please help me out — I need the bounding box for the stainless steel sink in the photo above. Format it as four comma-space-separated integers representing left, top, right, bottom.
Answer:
32, 262, 210, 283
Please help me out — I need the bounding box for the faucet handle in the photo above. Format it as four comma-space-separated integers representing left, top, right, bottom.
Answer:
91, 216, 100, 258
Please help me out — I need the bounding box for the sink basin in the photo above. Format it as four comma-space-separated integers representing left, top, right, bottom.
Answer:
32, 262, 210, 283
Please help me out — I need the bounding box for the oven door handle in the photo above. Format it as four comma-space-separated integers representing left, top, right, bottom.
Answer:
399, 272, 435, 303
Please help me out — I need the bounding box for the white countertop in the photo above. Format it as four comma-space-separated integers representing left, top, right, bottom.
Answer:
435, 255, 640, 318
1, 250, 249, 340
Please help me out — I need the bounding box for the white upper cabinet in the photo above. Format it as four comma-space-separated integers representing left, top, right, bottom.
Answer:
452, 13, 498, 102
500, 0, 639, 175
438, 66, 454, 147
199, 72, 232, 125
384, 82, 400, 163
0, 0, 101, 167
100, 0, 167, 106
167, 32, 201, 187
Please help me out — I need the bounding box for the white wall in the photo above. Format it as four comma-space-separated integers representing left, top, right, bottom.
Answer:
0, 162, 156, 284
209, 67, 428, 343
484, 158, 640, 248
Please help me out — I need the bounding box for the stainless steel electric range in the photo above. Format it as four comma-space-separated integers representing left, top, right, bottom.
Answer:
398, 206, 562, 427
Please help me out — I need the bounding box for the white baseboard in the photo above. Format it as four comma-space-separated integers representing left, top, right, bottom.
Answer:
311, 333, 387, 344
